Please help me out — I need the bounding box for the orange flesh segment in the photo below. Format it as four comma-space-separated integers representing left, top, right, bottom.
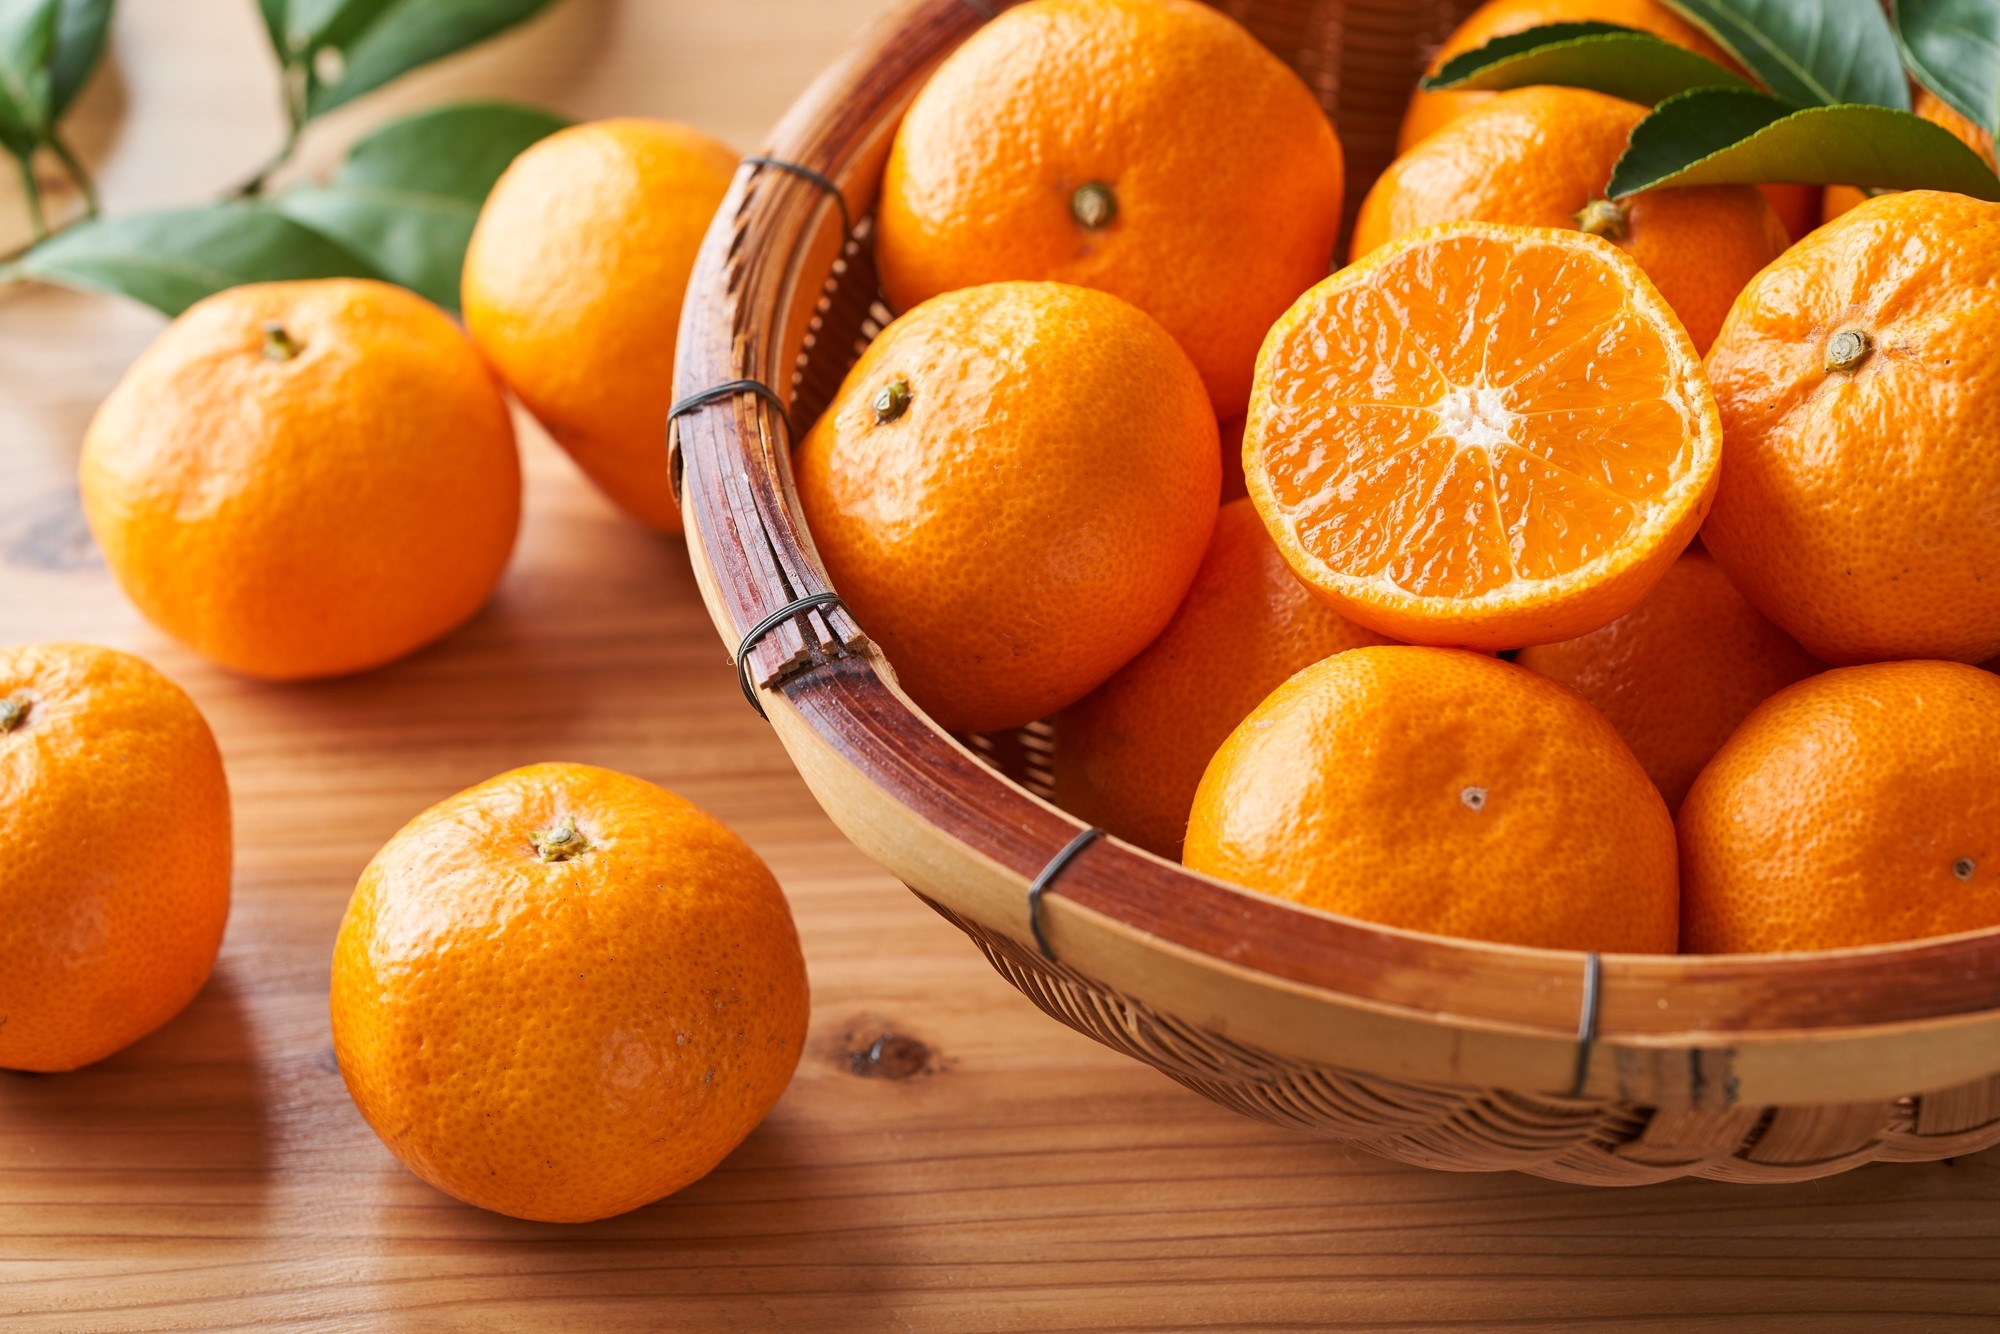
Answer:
1254, 228, 1704, 607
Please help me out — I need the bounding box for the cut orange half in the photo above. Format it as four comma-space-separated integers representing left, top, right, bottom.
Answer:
1243, 222, 1722, 650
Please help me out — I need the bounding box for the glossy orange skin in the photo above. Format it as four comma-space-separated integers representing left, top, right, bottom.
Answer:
1398, 0, 1732, 153
1247, 223, 1721, 650
0, 643, 230, 1072
796, 282, 1219, 734
1055, 500, 1393, 859
1358, 87, 1790, 354
1823, 90, 1997, 225
1702, 191, 2000, 665
1681, 662, 2000, 953
81, 280, 520, 681
331, 763, 808, 1224
1517, 547, 1822, 812
463, 119, 736, 533
875, 0, 1343, 419
1185, 647, 1677, 953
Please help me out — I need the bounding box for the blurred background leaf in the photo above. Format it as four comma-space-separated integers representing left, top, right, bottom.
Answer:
1611, 88, 2000, 197
4, 203, 382, 314
0, 0, 58, 155
276, 100, 566, 308
1424, 21, 1753, 104
47, 0, 109, 117
1897, 0, 2000, 136
1659, 0, 1909, 110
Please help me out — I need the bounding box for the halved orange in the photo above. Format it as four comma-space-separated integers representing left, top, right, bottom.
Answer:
1243, 222, 1722, 649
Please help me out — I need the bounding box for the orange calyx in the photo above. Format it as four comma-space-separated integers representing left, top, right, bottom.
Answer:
261, 321, 304, 362
0, 693, 29, 733
532, 815, 590, 862
1069, 181, 1118, 230
1825, 328, 1873, 373
1574, 197, 1629, 242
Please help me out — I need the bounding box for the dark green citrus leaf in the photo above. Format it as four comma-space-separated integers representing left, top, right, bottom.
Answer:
1897, 0, 2000, 137
276, 100, 565, 307
1657, 0, 1908, 110
7, 202, 382, 315
48, 0, 110, 119
302, 0, 554, 119
0, 0, 58, 155
1609, 88, 2000, 199
1423, 22, 1752, 104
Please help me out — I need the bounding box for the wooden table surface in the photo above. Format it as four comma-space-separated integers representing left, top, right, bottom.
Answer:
3, 2, 1998, 1329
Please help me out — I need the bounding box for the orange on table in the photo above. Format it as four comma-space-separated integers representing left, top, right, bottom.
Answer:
1055, 499, 1393, 859
463, 118, 736, 534
1516, 546, 1821, 811
1823, 90, 1997, 225
1681, 661, 2000, 953
1356, 86, 1790, 353
1397, 0, 1733, 153
795, 281, 1219, 735
0, 643, 230, 1072
1246, 221, 1721, 651
1185, 646, 1677, 953
1701, 191, 2000, 665
874, 0, 1343, 419
331, 763, 809, 1224
81, 279, 519, 681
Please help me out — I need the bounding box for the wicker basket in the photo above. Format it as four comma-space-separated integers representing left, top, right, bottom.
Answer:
671, 0, 2000, 1184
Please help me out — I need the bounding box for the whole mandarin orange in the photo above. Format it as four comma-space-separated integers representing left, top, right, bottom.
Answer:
1055, 499, 1393, 859
1397, 0, 1733, 153
1247, 222, 1721, 651
81, 279, 519, 681
1356, 87, 1790, 354
463, 118, 736, 533
331, 763, 809, 1224
0, 643, 230, 1072
1680, 661, 2000, 953
1823, 90, 1996, 225
1185, 646, 1678, 953
1517, 547, 1822, 812
795, 281, 1219, 734
874, 0, 1343, 419
1701, 191, 2000, 665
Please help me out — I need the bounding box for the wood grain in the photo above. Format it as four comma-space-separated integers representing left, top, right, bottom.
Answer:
2, 0, 1999, 1328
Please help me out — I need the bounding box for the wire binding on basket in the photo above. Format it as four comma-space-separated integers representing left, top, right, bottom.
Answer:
742, 155, 854, 238
734, 591, 845, 718
1570, 951, 1603, 1098
1027, 826, 1105, 962
668, 378, 792, 433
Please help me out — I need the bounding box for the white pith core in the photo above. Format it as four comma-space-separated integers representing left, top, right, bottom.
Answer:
1434, 384, 1517, 453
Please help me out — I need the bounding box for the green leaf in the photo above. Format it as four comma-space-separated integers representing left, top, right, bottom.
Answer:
48, 0, 110, 119
256, 0, 288, 56
1608, 88, 2000, 199
275, 100, 565, 308
1897, 0, 2000, 137
1422, 22, 1753, 104
303, 0, 554, 119
0, 0, 57, 155
5, 202, 382, 315
1657, 0, 1908, 110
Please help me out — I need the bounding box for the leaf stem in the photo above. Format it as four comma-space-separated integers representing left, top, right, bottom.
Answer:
46, 134, 99, 217
16, 151, 48, 240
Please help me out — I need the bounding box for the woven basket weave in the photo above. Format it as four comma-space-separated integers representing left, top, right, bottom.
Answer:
671, 0, 2000, 1184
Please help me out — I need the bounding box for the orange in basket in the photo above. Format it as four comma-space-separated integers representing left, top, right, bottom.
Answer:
1244, 222, 1721, 651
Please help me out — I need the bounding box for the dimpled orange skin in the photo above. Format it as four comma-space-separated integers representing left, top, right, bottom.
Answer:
795, 282, 1219, 735
1824, 90, 1997, 224
1054, 500, 1394, 860
462, 119, 736, 533
1680, 662, 2000, 953
874, 0, 1342, 420
1398, 0, 1732, 153
1185, 647, 1677, 952
81, 280, 519, 681
330, 763, 809, 1224
1247, 223, 1722, 651
1517, 547, 1822, 812
1357, 87, 1790, 354
1701, 191, 2000, 665
0, 643, 231, 1072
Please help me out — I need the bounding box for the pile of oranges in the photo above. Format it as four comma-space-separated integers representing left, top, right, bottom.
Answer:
10, 0, 2000, 1225
802, 0, 2000, 958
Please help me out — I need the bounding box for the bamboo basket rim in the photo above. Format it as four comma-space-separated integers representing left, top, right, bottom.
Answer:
670, 0, 2000, 1108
